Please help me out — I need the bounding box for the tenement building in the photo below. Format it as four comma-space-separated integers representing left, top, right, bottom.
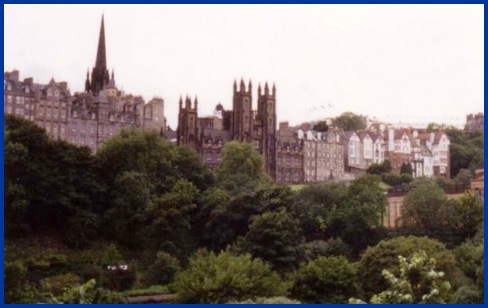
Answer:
177, 79, 277, 179
4, 16, 166, 152
276, 122, 344, 183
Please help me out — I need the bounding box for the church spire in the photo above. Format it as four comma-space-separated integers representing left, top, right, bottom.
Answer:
90, 15, 110, 96
95, 14, 107, 72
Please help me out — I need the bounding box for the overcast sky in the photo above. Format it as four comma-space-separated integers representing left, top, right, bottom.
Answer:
4, 4, 484, 129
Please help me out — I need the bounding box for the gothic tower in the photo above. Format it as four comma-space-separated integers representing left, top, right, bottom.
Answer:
177, 96, 199, 149
231, 79, 253, 142
257, 82, 277, 179
89, 15, 110, 96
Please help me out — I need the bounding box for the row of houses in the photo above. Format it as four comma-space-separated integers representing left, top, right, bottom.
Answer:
4, 70, 166, 152
273, 121, 450, 184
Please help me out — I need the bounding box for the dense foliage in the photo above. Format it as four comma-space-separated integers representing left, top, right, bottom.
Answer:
331, 111, 367, 131
4, 115, 483, 303
291, 256, 359, 303
173, 250, 288, 303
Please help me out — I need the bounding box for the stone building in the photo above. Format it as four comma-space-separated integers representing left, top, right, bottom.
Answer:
464, 112, 484, 133
177, 79, 277, 179
275, 122, 344, 184
4, 16, 166, 152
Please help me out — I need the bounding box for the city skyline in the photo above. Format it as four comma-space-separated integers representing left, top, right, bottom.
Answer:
4, 4, 484, 129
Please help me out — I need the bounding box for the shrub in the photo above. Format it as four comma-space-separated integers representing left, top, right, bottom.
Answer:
64, 210, 100, 249
451, 285, 483, 304
4, 261, 38, 303
357, 236, 464, 299
39, 272, 82, 296
303, 238, 352, 261
48, 279, 126, 304
103, 267, 136, 292
174, 250, 288, 303
290, 256, 359, 303
146, 251, 181, 285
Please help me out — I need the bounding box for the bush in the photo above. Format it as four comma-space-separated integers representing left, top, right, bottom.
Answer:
303, 238, 352, 261
39, 272, 82, 296
451, 285, 483, 304
4, 261, 38, 303
64, 210, 100, 249
174, 250, 288, 303
357, 236, 465, 299
381, 173, 402, 187
103, 267, 136, 292
290, 256, 359, 303
146, 251, 181, 286
48, 279, 126, 304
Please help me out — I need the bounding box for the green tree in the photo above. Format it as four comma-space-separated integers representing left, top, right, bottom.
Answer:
203, 194, 256, 251
402, 179, 447, 229
5, 115, 103, 237
242, 209, 305, 271
291, 256, 359, 303
445, 127, 484, 177
215, 141, 271, 195
146, 251, 181, 286
291, 183, 348, 240
64, 209, 100, 249
194, 187, 231, 247
331, 112, 367, 131
313, 120, 329, 132
445, 192, 484, 235
302, 238, 352, 261
454, 168, 472, 186
173, 145, 214, 191
381, 172, 402, 187
453, 240, 484, 284
351, 251, 452, 304
367, 160, 392, 175
174, 250, 288, 303
96, 128, 177, 196
451, 285, 483, 304
357, 236, 463, 299
324, 208, 386, 258
103, 171, 151, 247
145, 179, 199, 257
103, 243, 123, 266
203, 185, 294, 251
346, 174, 387, 227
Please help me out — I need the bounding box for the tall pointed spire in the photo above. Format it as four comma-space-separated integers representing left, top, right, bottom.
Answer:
95, 14, 107, 72
85, 68, 90, 92
90, 15, 110, 95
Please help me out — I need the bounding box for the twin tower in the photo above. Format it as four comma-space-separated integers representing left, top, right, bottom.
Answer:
177, 78, 277, 179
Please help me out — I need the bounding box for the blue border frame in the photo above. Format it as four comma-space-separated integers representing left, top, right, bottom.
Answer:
2, 2, 486, 306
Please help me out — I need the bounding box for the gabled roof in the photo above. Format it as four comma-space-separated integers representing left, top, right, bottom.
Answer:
369, 132, 384, 143
357, 130, 372, 141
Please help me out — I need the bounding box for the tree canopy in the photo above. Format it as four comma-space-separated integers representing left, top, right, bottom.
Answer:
331, 112, 367, 131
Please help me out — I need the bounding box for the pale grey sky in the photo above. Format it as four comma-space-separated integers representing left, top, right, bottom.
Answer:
4, 4, 484, 129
